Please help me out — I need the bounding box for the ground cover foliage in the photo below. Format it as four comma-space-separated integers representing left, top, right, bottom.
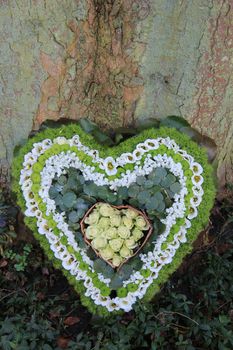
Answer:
0, 187, 232, 350
0, 118, 232, 349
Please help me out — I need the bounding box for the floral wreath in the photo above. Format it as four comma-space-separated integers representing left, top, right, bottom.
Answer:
12, 122, 216, 316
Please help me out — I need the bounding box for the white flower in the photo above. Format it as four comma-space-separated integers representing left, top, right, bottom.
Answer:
192, 186, 204, 197
132, 149, 143, 161
144, 139, 159, 150
54, 136, 69, 145
192, 175, 204, 186
102, 157, 118, 176
187, 206, 198, 219
62, 255, 76, 270
113, 296, 134, 312
190, 196, 202, 207
136, 142, 149, 152
117, 153, 135, 165
191, 162, 203, 175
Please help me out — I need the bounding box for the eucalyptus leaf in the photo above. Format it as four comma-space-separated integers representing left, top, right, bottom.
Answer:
118, 264, 133, 280
144, 180, 154, 189
92, 129, 114, 146
58, 175, 67, 185
117, 187, 128, 199
63, 192, 77, 208
75, 232, 87, 249
157, 201, 166, 213
136, 176, 146, 186
86, 248, 97, 260
109, 275, 124, 290
170, 182, 182, 194
54, 194, 63, 206
128, 257, 143, 270
153, 192, 163, 202
154, 167, 167, 179
128, 184, 140, 197
49, 186, 59, 199
137, 190, 150, 204
69, 211, 80, 223
93, 259, 108, 274
146, 199, 158, 211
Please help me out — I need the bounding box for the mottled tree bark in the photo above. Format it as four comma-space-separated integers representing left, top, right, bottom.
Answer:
0, 0, 232, 191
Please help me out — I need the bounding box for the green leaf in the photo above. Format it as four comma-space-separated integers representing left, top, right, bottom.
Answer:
63, 192, 77, 208
166, 173, 176, 185
109, 275, 124, 289
57, 175, 67, 185
128, 257, 143, 270
118, 264, 133, 280
136, 176, 146, 186
93, 259, 108, 274
117, 186, 128, 199
54, 194, 63, 206
83, 183, 98, 197
128, 184, 140, 197
49, 186, 59, 199
156, 201, 166, 213
92, 129, 114, 146
144, 180, 154, 189
86, 248, 97, 260
146, 199, 158, 211
160, 115, 190, 130
153, 192, 163, 202
68, 211, 80, 223
137, 190, 150, 204
75, 232, 87, 249
79, 118, 97, 133
170, 182, 182, 194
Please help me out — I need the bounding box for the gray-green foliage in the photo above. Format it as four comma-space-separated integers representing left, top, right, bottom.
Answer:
48, 166, 182, 289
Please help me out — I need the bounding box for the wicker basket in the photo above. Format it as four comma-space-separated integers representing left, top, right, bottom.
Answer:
80, 202, 153, 270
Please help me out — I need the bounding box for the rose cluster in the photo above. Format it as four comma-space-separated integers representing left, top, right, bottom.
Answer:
84, 203, 149, 267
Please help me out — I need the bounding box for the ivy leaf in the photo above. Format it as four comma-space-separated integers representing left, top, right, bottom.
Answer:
160, 115, 190, 130
79, 118, 97, 133
92, 129, 114, 146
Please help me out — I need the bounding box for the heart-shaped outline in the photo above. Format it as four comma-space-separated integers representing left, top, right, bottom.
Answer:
12, 124, 216, 315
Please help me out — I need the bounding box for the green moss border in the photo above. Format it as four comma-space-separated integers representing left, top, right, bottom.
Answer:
12, 124, 216, 316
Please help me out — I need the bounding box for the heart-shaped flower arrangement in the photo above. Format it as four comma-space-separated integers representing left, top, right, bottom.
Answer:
12, 124, 216, 315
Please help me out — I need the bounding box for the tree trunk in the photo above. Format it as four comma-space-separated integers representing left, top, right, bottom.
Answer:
0, 0, 232, 191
